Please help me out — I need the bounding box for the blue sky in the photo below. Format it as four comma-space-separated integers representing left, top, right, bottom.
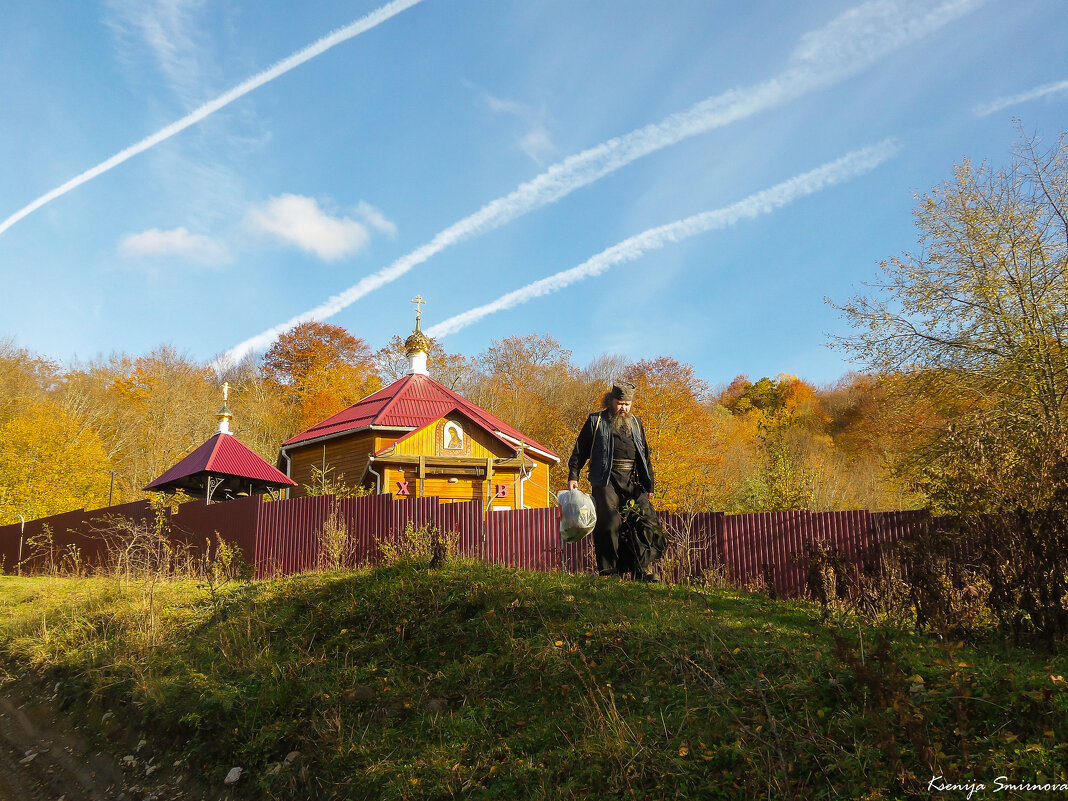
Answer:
2, 0, 1066, 387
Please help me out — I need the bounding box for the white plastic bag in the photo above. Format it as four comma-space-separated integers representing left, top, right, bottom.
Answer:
557, 488, 597, 542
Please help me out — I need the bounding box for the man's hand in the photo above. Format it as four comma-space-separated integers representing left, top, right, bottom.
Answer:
568, 480, 579, 491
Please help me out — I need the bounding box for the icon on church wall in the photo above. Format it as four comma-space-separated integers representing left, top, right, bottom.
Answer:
443, 421, 464, 451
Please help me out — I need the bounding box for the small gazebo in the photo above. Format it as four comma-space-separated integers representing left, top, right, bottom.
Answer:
145, 384, 296, 503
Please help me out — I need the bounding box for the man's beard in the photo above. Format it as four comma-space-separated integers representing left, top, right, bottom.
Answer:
610, 409, 630, 433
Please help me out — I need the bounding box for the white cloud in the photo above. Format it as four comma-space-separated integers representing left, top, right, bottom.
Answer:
482, 93, 529, 117
789, 0, 982, 72
118, 226, 228, 263
247, 194, 371, 261
106, 0, 208, 104
355, 201, 397, 237
518, 125, 555, 164
974, 78, 1068, 117
478, 88, 556, 164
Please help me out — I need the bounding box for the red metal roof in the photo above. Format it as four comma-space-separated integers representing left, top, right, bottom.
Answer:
281, 373, 559, 460
146, 433, 297, 490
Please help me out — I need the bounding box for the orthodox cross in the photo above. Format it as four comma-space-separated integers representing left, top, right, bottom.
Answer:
222, 381, 229, 402
411, 294, 426, 323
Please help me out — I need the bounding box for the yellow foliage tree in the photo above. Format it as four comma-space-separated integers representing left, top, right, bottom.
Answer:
468, 334, 581, 490
0, 401, 110, 520
833, 129, 1068, 511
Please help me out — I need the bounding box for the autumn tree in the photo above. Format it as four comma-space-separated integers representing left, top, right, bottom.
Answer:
262, 321, 380, 430
472, 334, 573, 429
0, 339, 57, 427
218, 351, 299, 463
620, 357, 722, 513
714, 373, 911, 512
0, 400, 110, 520
834, 128, 1068, 511
716, 375, 818, 511
458, 335, 584, 491
59, 347, 219, 503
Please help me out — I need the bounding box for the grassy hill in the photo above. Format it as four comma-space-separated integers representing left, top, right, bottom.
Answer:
0, 560, 1066, 799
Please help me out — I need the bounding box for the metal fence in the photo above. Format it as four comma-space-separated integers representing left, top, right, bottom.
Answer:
0, 496, 932, 598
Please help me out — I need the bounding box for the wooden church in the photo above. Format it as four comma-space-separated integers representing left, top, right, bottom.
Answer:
277, 305, 560, 509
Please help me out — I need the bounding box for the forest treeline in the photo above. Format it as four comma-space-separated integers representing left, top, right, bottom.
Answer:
0, 326, 920, 520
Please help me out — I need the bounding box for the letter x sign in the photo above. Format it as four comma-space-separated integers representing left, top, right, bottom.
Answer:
396, 480, 410, 496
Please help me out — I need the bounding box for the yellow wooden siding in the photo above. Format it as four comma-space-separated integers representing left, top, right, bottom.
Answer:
521, 459, 554, 508
285, 425, 559, 508
374, 433, 402, 453
422, 477, 481, 503
390, 414, 511, 459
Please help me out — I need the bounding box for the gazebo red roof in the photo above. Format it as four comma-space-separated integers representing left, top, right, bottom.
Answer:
281, 373, 559, 461
146, 432, 297, 494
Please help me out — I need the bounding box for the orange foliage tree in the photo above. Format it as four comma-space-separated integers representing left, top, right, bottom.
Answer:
621, 357, 723, 513
99, 346, 219, 499
262, 321, 380, 430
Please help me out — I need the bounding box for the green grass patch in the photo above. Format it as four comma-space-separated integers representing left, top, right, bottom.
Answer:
1, 563, 1066, 799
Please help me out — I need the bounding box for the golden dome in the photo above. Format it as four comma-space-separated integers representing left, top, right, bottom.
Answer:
404, 325, 431, 357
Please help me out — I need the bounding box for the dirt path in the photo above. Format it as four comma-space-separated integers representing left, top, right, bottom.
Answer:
0, 679, 217, 801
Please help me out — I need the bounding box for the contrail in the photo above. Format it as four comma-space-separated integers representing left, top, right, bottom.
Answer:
0, 0, 425, 238
224, 0, 983, 363
974, 78, 1068, 117
425, 140, 899, 338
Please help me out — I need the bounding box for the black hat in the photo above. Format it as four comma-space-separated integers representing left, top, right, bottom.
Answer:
611, 381, 636, 401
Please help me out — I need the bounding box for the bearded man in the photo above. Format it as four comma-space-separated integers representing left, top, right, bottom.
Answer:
567, 381, 662, 580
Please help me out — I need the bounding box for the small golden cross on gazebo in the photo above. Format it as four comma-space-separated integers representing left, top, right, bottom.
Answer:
411, 294, 426, 323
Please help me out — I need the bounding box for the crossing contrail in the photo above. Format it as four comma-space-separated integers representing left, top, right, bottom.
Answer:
0, 0, 425, 238
974, 78, 1068, 117
425, 140, 899, 338
224, 0, 983, 363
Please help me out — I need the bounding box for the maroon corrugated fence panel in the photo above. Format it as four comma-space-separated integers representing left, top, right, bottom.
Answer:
8, 508, 91, 571
787, 510, 809, 597
485, 507, 560, 571
255, 495, 334, 576
4, 493, 945, 595
344, 493, 393, 567
724, 514, 752, 588
170, 495, 261, 568
717, 511, 811, 598
769, 512, 790, 597
561, 533, 597, 574
445, 499, 484, 559
0, 501, 157, 573
18, 502, 155, 573
0, 519, 18, 570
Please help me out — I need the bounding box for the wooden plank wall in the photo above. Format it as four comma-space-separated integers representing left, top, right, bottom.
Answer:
287, 431, 377, 498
